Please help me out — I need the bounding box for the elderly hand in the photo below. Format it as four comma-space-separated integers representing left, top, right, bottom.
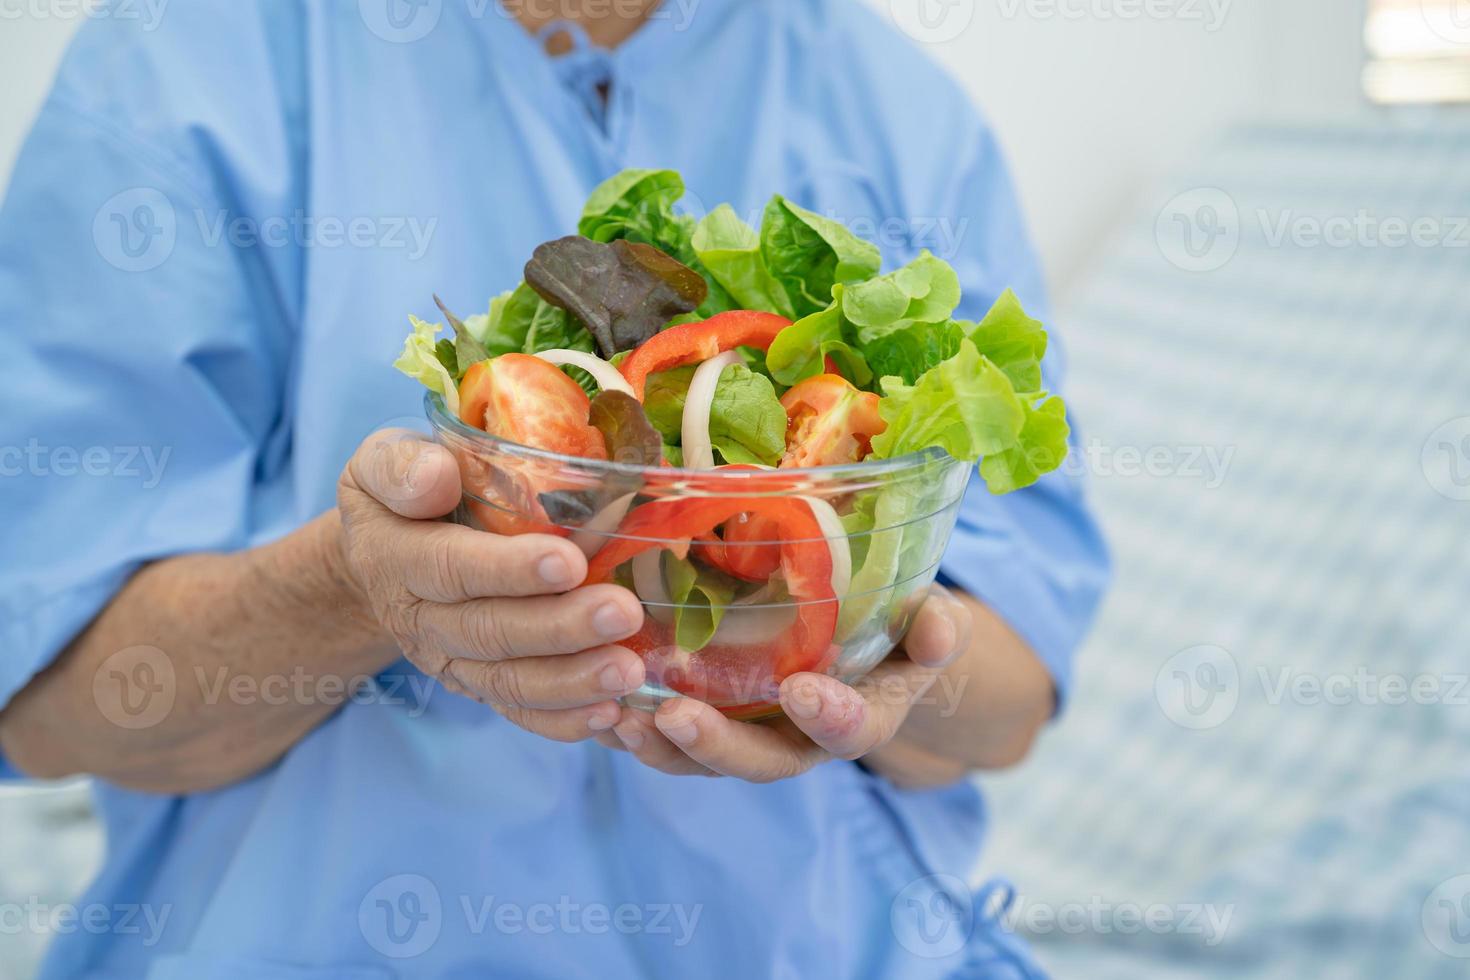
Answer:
337, 430, 647, 741
597, 586, 975, 782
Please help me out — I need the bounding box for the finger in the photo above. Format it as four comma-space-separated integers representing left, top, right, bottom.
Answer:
779, 661, 939, 760
493, 701, 624, 744
613, 708, 718, 777
341, 429, 462, 521
593, 732, 627, 753
652, 698, 827, 783
397, 523, 588, 601
413, 584, 644, 661
902, 585, 973, 670
442, 645, 644, 710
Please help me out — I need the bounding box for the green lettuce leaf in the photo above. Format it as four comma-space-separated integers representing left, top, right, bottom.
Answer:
692, 205, 794, 318
841, 251, 961, 329
665, 554, 739, 651
857, 319, 965, 386
578, 169, 688, 245
642, 363, 787, 467
836, 480, 923, 639
765, 286, 872, 387
834, 252, 966, 385
475, 282, 600, 394
869, 339, 1024, 463
760, 196, 880, 318
642, 366, 697, 441
979, 395, 1070, 493
433, 339, 458, 380
394, 315, 460, 415
968, 289, 1048, 394
479, 282, 591, 355
708, 364, 788, 466
474, 288, 523, 356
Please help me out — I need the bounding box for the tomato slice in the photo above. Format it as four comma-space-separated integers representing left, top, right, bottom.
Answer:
779, 374, 886, 468
458, 354, 607, 460
456, 355, 606, 536
618, 311, 792, 400
585, 496, 838, 706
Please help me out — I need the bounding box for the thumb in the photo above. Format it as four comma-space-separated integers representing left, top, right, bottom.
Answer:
341, 429, 462, 521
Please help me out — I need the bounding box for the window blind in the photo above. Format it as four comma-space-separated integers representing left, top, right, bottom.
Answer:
1364, 0, 1470, 103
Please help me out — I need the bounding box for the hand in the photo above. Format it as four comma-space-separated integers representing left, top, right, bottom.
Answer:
596, 587, 974, 781
337, 429, 647, 741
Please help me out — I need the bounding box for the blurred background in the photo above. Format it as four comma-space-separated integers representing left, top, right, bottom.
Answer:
4, 0, 1468, 977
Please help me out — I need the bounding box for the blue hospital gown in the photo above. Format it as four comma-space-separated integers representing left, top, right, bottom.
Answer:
0, 1, 1108, 976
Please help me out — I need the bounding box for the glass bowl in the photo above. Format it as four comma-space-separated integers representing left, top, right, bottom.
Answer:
426, 392, 972, 720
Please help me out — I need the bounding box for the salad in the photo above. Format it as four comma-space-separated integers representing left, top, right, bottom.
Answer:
397, 169, 1069, 709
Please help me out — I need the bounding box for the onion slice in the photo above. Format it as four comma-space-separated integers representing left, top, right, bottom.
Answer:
799, 495, 852, 599
680, 351, 743, 470
631, 550, 675, 625
534, 349, 635, 397
569, 492, 635, 558
709, 604, 798, 646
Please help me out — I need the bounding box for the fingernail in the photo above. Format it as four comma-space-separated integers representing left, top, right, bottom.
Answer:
538, 553, 572, 588
819, 687, 864, 730
660, 720, 697, 746
600, 661, 639, 694
616, 725, 644, 750
593, 602, 635, 639
588, 711, 617, 732
786, 681, 822, 720
934, 615, 960, 665
404, 449, 433, 491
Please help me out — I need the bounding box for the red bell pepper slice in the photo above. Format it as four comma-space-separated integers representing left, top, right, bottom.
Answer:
585, 495, 838, 706
694, 513, 783, 583
618, 310, 792, 400
682, 464, 782, 582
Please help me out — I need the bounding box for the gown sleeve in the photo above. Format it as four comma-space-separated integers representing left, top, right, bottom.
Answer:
931, 122, 1112, 709
0, 20, 299, 775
